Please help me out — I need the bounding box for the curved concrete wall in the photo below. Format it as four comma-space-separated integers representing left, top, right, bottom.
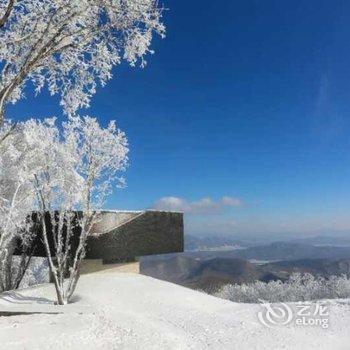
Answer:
86, 211, 184, 263
28, 210, 184, 263
91, 211, 143, 234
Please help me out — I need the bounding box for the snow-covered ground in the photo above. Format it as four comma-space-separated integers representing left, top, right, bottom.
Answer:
0, 272, 349, 349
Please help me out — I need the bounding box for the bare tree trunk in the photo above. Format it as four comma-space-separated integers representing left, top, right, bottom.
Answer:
13, 240, 36, 290
0, 235, 17, 292
39, 212, 66, 305
34, 176, 66, 305
0, 90, 6, 126
66, 213, 94, 301
0, 86, 12, 125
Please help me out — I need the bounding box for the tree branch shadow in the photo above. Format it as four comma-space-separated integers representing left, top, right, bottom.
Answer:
0, 290, 53, 305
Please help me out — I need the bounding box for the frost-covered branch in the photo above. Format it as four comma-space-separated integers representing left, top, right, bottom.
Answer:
0, 0, 15, 28
0, 122, 37, 292
0, 0, 165, 122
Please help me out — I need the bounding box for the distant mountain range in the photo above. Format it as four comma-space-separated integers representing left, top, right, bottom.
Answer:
235, 242, 350, 261
185, 234, 350, 251
181, 241, 350, 261
185, 234, 246, 251
288, 235, 350, 247
140, 241, 350, 292
141, 255, 350, 293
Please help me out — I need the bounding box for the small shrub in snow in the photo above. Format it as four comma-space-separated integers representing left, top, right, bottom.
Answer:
214, 273, 350, 303
12, 256, 49, 289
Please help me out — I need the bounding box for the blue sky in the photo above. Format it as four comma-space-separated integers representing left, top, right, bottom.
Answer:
8, 0, 350, 238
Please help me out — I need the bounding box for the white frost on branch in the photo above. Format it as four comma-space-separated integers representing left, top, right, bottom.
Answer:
64, 115, 129, 210
0, 122, 37, 291
0, 0, 165, 120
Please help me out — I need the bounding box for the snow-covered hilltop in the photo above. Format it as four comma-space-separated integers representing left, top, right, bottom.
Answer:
0, 272, 349, 350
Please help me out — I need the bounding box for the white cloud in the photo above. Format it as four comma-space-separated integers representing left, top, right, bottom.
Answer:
221, 196, 241, 206
151, 196, 242, 214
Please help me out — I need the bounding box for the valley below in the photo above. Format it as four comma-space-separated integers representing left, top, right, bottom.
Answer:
140, 241, 350, 293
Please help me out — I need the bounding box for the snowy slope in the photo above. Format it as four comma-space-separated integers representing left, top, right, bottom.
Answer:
0, 272, 349, 350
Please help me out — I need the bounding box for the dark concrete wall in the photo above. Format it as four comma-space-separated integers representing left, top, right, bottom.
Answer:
86, 211, 184, 263
21, 212, 82, 258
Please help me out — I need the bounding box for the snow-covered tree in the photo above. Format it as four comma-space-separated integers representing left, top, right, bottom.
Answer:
30, 115, 128, 304
0, 115, 127, 302
0, 0, 165, 122
214, 273, 350, 303
0, 122, 37, 292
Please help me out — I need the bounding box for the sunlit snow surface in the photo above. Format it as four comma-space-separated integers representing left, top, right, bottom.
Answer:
0, 273, 349, 349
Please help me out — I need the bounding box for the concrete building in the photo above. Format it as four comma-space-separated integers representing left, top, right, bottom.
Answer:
86, 210, 184, 263
31, 210, 184, 264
